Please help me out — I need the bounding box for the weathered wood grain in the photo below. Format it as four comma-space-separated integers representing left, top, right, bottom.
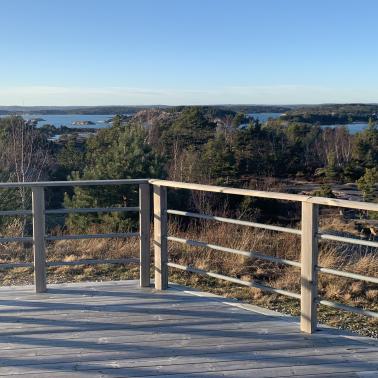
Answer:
153, 185, 168, 290
0, 280, 376, 377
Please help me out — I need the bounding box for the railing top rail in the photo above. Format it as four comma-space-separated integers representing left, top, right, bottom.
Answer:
306, 196, 378, 211
0, 179, 149, 189
0, 178, 376, 212
149, 179, 378, 212
150, 179, 309, 202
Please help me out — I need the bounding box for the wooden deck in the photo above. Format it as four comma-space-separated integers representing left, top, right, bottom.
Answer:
0, 280, 377, 377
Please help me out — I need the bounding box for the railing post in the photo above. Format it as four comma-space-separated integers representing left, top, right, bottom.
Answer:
139, 183, 151, 287
300, 202, 319, 333
153, 184, 168, 290
32, 186, 47, 293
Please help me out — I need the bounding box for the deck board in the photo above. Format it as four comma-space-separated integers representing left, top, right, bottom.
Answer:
0, 280, 376, 377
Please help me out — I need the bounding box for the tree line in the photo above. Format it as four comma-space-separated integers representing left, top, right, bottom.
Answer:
0, 107, 377, 234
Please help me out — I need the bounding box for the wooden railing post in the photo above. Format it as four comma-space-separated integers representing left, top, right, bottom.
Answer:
139, 183, 151, 287
32, 186, 47, 293
300, 202, 319, 333
153, 184, 168, 290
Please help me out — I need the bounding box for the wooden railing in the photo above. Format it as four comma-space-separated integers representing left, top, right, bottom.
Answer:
0, 178, 377, 334
0, 179, 151, 291
150, 179, 378, 334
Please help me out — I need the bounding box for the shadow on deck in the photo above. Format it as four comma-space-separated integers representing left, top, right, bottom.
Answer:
0, 280, 377, 377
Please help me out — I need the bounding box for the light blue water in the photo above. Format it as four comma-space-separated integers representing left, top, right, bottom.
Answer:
248, 112, 283, 122
23, 114, 114, 128
1, 113, 369, 134
248, 113, 368, 134
320, 122, 368, 134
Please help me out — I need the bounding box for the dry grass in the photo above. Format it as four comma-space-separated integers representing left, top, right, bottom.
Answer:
167, 215, 378, 338
0, 222, 140, 286
0, 214, 377, 337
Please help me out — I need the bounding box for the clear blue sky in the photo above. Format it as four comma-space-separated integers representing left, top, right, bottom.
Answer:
1, 0, 378, 105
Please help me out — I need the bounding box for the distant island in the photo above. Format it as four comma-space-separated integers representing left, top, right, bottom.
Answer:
0, 105, 291, 116
71, 120, 95, 126
25, 118, 46, 126
1, 104, 378, 126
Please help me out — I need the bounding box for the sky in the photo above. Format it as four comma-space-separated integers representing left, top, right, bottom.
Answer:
1, 0, 378, 106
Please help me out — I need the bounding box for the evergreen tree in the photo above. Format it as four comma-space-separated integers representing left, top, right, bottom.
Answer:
64, 123, 165, 232
354, 118, 378, 168
356, 168, 378, 202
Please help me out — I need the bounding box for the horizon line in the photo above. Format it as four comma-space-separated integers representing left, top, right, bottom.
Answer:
1, 102, 378, 108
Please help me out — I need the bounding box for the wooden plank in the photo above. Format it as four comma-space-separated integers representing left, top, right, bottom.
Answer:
0, 332, 366, 354
32, 186, 46, 294
16, 370, 373, 378
139, 183, 151, 287
153, 184, 168, 290
307, 195, 378, 212
149, 179, 378, 211
0, 351, 375, 376
19, 372, 364, 378
0, 301, 260, 317
153, 364, 377, 377
0, 346, 376, 371
300, 202, 319, 333
0, 316, 299, 335
0, 294, 235, 307
0, 309, 277, 327
0, 179, 148, 189
0, 322, 375, 354
150, 179, 309, 202
0, 332, 322, 351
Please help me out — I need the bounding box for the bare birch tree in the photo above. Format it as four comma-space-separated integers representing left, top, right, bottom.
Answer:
0, 116, 51, 235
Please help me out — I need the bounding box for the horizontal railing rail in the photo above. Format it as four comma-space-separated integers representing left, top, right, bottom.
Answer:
45, 232, 139, 241
168, 236, 301, 267
45, 206, 139, 215
0, 258, 139, 270
167, 209, 302, 235
0, 179, 151, 291
167, 261, 301, 299
150, 179, 378, 211
317, 232, 378, 248
0, 179, 149, 189
151, 179, 378, 334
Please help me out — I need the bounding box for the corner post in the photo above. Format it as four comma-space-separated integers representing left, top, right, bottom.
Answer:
153, 184, 168, 290
139, 183, 151, 287
32, 186, 47, 293
300, 201, 319, 333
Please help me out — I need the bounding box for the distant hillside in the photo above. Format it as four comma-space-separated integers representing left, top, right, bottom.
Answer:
0, 104, 292, 115
281, 103, 378, 124
0, 105, 166, 115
